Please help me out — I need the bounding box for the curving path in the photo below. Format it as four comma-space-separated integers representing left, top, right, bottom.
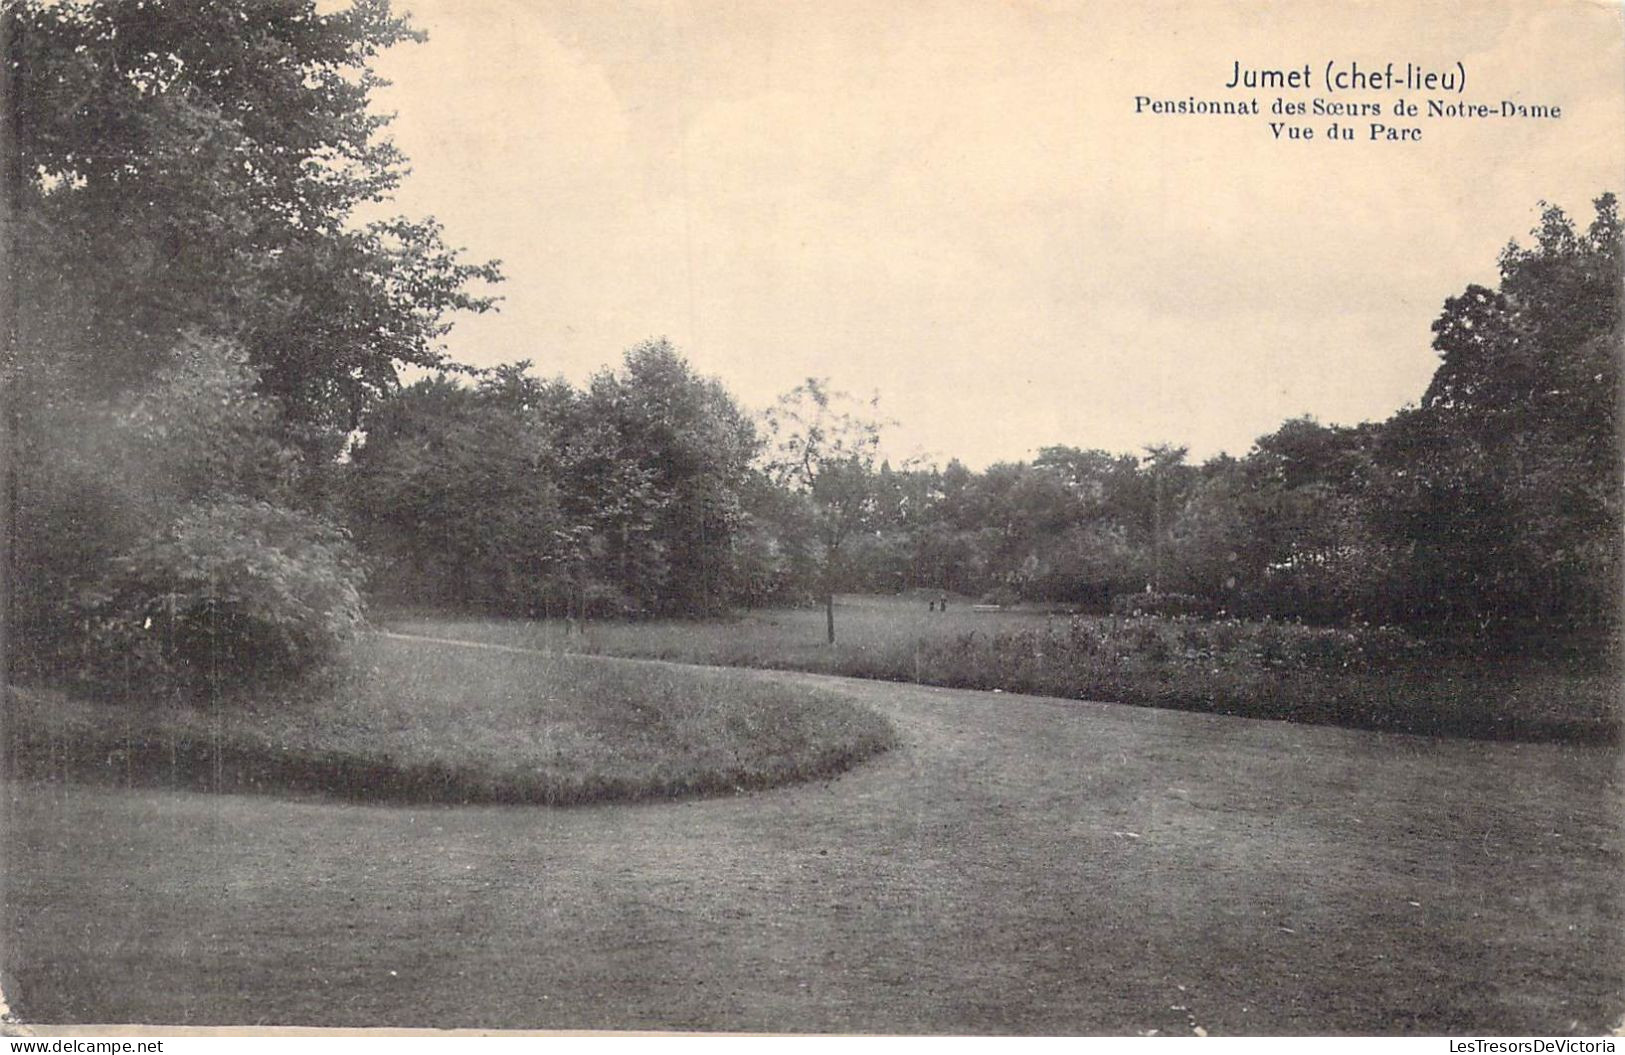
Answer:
4, 649, 1620, 1034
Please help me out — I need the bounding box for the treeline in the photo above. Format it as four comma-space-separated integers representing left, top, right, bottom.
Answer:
832, 189, 1624, 638
346, 196, 1621, 645
5, 0, 1618, 699
346, 343, 761, 617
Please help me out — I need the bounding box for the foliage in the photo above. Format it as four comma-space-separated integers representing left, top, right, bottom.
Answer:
76, 498, 364, 691
889, 613, 1601, 739
1369, 195, 1621, 636
9, 335, 308, 671
346, 370, 571, 613
730, 197, 1618, 647
566, 340, 761, 614
7, 0, 1614, 693
761, 379, 891, 641
5, 0, 502, 457
6, 0, 499, 689
346, 340, 760, 617
729, 471, 822, 607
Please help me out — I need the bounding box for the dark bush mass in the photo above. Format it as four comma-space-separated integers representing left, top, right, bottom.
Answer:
76, 500, 363, 691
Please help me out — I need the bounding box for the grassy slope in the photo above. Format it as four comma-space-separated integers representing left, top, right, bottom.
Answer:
387, 598, 1618, 742
4, 662, 1619, 1033
3, 634, 894, 805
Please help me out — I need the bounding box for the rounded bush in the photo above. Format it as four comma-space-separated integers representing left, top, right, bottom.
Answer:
77, 499, 364, 691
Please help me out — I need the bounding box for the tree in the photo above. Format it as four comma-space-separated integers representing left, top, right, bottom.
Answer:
4, 0, 498, 684
762, 379, 887, 643
570, 340, 761, 615
1215, 418, 1395, 622
1034, 446, 1134, 510
345, 369, 570, 613
1140, 443, 1194, 592
731, 469, 821, 607
80, 498, 364, 691
5, 0, 502, 460
1371, 195, 1621, 637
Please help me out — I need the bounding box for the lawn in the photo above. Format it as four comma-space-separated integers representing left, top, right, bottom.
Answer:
3, 633, 895, 805
4, 659, 1619, 1033
385, 595, 1618, 743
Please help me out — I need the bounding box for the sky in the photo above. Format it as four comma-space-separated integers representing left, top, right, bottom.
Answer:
364, 0, 1624, 468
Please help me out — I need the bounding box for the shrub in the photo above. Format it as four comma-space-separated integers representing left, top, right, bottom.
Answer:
1125, 619, 1172, 662
1110, 590, 1214, 618
77, 499, 365, 692
1238, 619, 1425, 671
980, 585, 1021, 607
1066, 618, 1105, 655
8, 335, 302, 678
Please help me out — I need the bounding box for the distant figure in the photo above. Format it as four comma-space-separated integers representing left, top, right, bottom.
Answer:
928, 600, 936, 612
939, 594, 948, 612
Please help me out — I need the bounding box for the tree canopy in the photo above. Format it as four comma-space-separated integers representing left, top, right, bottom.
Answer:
6, 0, 501, 456
346, 341, 761, 618
5, 0, 498, 687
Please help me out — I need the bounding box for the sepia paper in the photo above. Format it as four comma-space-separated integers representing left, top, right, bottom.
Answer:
2, 0, 1622, 1039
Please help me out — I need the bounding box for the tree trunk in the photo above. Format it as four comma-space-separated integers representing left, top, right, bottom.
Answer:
825, 591, 836, 645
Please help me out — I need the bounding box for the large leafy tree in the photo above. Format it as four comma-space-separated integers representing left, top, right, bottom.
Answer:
346, 368, 571, 614
347, 341, 761, 618
5, 0, 501, 455
4, 0, 498, 681
564, 340, 761, 615
1371, 195, 1621, 636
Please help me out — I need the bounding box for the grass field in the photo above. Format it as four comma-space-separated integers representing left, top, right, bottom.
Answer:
4, 656, 1619, 1033
385, 595, 1618, 742
3, 633, 894, 805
